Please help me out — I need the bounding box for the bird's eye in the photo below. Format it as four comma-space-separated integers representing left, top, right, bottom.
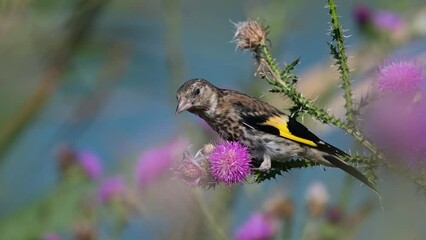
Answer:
193, 88, 200, 96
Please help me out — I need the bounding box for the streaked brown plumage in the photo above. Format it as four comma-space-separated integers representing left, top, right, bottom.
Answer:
176, 78, 375, 191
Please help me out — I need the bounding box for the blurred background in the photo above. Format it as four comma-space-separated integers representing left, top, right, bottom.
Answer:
1, 0, 426, 239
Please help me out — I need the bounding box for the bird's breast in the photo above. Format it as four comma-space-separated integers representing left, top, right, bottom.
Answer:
199, 112, 243, 141
248, 134, 309, 162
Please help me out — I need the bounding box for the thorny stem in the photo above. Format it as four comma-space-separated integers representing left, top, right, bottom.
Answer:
327, 0, 355, 127
382, 161, 426, 191
194, 189, 227, 240
259, 45, 380, 158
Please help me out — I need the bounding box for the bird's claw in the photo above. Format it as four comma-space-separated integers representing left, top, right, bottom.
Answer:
252, 157, 272, 172
251, 167, 270, 172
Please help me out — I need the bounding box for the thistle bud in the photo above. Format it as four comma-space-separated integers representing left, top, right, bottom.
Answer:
201, 143, 215, 155
233, 20, 267, 50
262, 194, 294, 219
305, 181, 329, 217
73, 222, 96, 240
55, 144, 77, 174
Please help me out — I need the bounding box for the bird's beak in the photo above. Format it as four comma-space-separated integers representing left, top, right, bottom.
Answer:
176, 98, 192, 114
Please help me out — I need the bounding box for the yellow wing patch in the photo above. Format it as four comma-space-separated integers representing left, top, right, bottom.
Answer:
264, 116, 318, 147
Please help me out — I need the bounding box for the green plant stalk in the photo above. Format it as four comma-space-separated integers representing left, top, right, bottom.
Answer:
282, 216, 293, 240
327, 0, 355, 127
338, 175, 354, 210
194, 190, 227, 240
260, 45, 379, 158
383, 161, 426, 190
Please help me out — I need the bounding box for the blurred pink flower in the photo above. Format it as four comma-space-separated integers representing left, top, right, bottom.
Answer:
363, 96, 426, 165
43, 233, 61, 240
77, 150, 103, 180
235, 212, 277, 240
135, 137, 188, 188
208, 141, 251, 185
372, 10, 406, 32
353, 4, 372, 28
377, 60, 423, 94
98, 176, 125, 203
326, 206, 344, 225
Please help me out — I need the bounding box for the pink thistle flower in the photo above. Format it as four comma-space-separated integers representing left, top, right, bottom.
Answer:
98, 176, 125, 203
363, 96, 426, 165
208, 141, 251, 185
234, 212, 277, 240
43, 233, 61, 240
77, 150, 103, 180
373, 10, 406, 32
377, 60, 423, 94
135, 137, 188, 188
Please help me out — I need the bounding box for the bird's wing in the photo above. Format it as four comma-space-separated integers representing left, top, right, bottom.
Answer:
240, 113, 320, 147
231, 98, 346, 155
231, 100, 320, 147
233, 101, 377, 191
239, 110, 349, 156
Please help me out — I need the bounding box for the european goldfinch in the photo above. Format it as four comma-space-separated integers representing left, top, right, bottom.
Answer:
176, 79, 375, 190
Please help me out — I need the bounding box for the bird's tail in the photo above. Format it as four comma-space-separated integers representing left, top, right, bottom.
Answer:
322, 154, 377, 192
314, 141, 377, 193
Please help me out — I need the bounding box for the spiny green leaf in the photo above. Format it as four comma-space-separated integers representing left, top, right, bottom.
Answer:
253, 159, 318, 183
281, 58, 300, 76
280, 58, 300, 84
289, 105, 301, 118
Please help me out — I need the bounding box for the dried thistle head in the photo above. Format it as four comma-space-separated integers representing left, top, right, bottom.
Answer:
201, 143, 215, 155
55, 144, 77, 174
174, 146, 217, 189
233, 20, 267, 50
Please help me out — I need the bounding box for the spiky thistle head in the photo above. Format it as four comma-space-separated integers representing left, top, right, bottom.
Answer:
232, 20, 267, 50
377, 60, 423, 94
208, 141, 251, 185
175, 144, 217, 189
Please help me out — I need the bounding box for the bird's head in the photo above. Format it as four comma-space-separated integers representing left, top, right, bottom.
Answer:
176, 79, 218, 115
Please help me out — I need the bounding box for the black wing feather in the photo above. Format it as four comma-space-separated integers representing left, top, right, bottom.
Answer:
234, 102, 348, 156
286, 117, 321, 143
287, 117, 348, 156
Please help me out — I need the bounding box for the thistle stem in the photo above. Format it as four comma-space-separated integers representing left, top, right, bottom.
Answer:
327, 0, 355, 126
259, 45, 380, 158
